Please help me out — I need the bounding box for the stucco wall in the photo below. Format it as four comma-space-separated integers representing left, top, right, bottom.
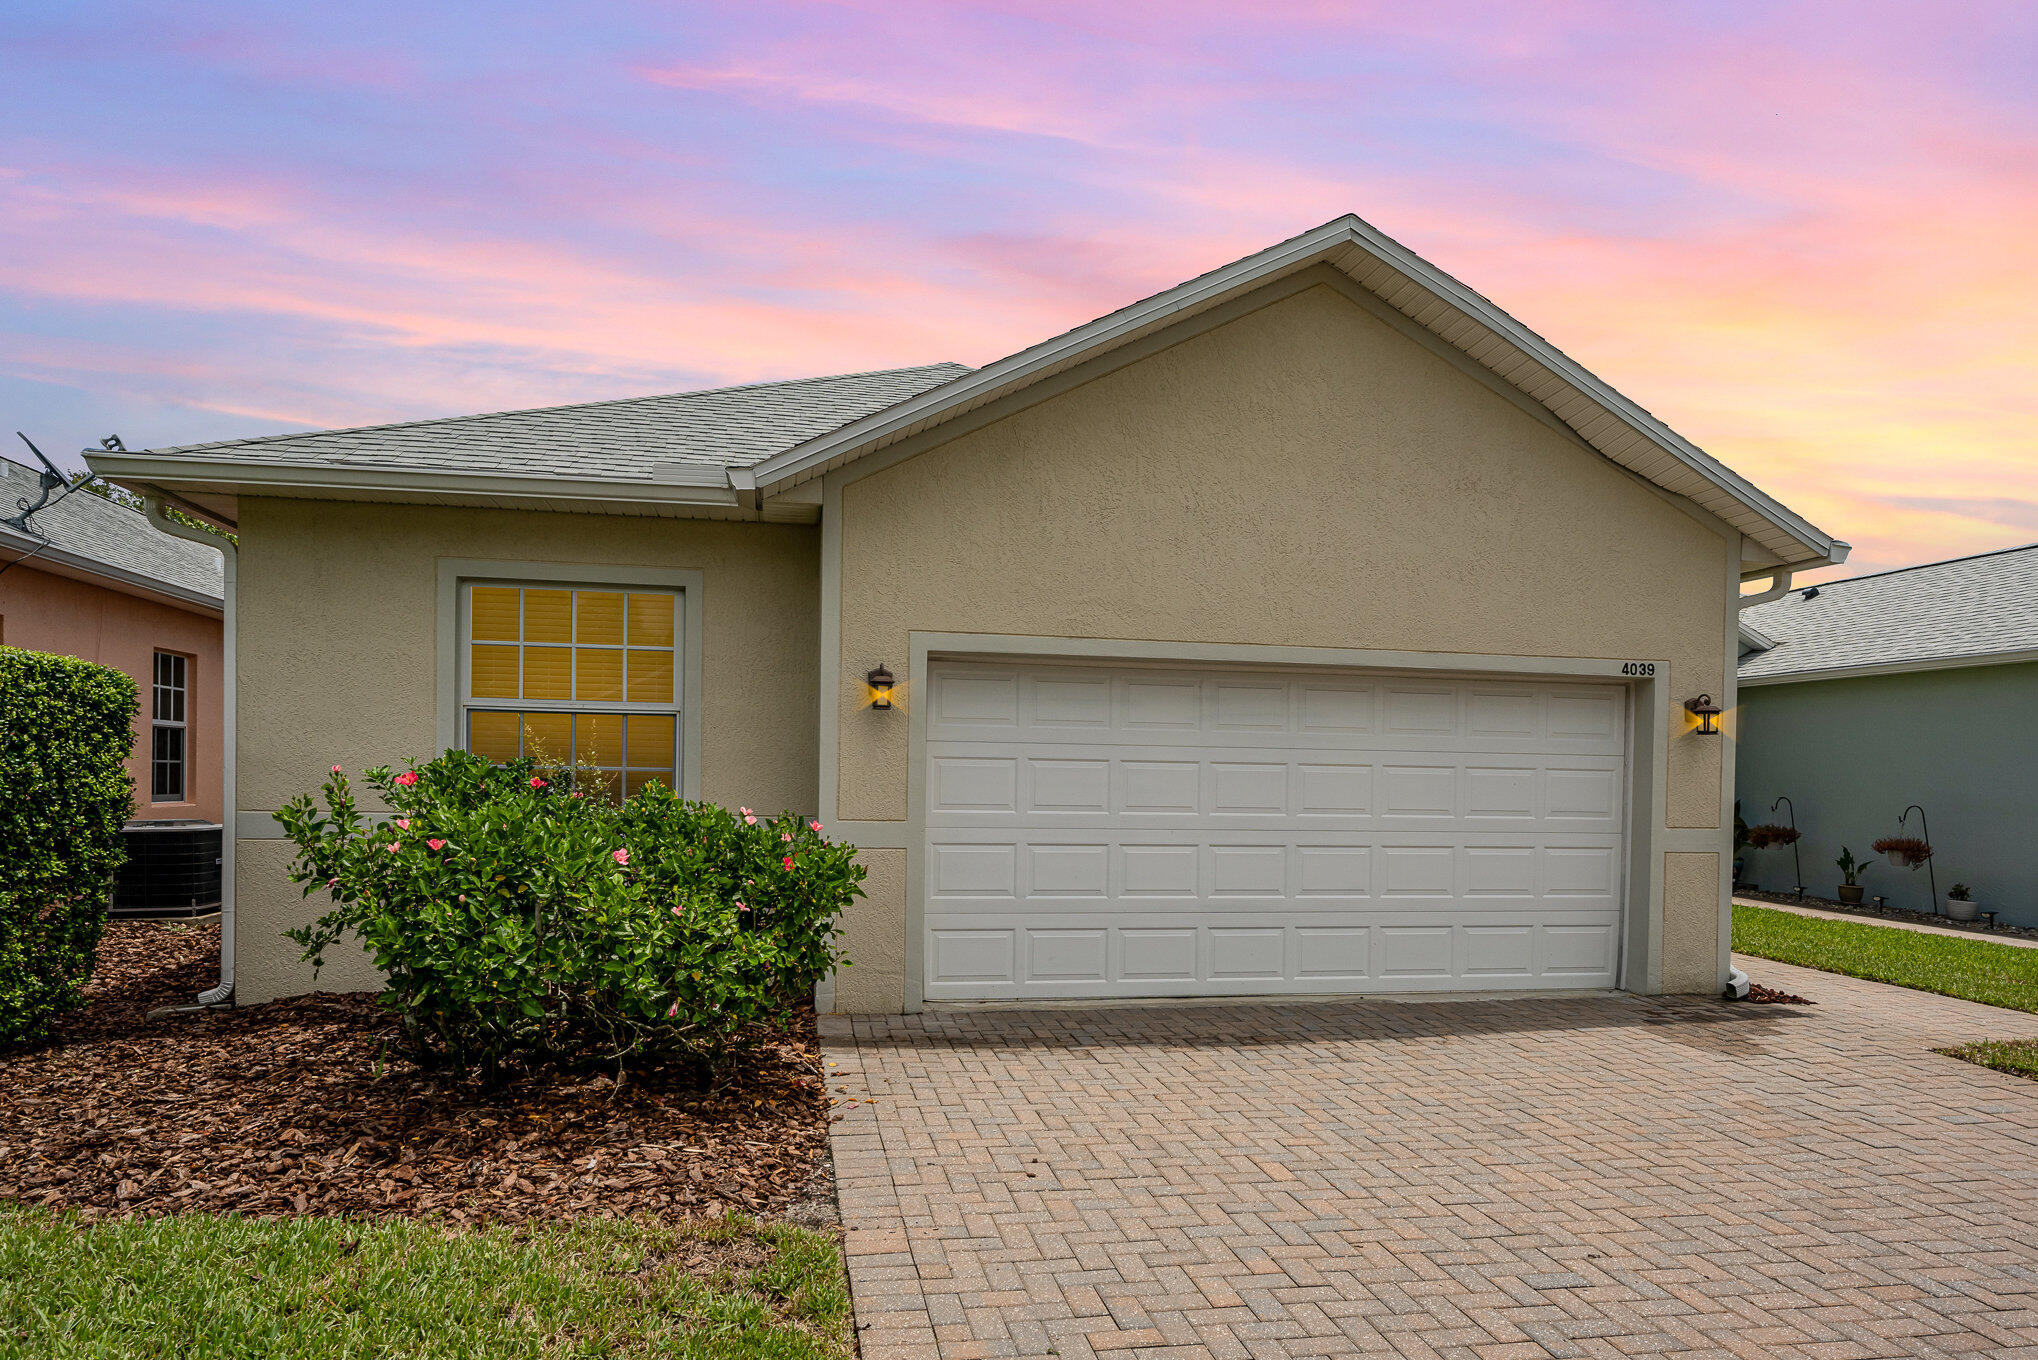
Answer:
829, 278, 1734, 1009
1, 562, 223, 823
234, 498, 820, 1002
1736, 662, 2038, 925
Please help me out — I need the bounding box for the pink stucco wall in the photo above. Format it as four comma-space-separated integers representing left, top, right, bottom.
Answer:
0, 562, 223, 824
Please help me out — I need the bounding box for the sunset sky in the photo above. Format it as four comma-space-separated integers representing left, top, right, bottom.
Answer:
5, 2, 2033, 578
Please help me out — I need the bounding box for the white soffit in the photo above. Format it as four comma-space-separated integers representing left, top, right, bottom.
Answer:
752, 215, 1844, 572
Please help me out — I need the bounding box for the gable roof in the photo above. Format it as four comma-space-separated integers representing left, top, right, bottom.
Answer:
1, 457, 225, 612
82, 215, 1844, 571
750, 216, 1845, 574
1738, 542, 2038, 685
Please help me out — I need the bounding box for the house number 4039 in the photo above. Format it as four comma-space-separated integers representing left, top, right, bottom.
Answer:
1620, 662, 1656, 677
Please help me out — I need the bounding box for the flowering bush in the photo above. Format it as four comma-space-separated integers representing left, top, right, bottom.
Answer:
276, 750, 859, 1079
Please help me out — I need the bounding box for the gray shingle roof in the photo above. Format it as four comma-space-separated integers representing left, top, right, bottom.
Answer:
2, 457, 225, 605
133, 363, 973, 482
1738, 543, 2038, 681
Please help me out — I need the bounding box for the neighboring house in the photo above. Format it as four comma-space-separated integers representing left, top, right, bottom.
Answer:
88, 214, 1848, 1011
1736, 544, 2038, 925
1, 455, 226, 824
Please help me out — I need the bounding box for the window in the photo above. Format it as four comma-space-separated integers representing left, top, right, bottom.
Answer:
460, 583, 680, 802
151, 651, 188, 802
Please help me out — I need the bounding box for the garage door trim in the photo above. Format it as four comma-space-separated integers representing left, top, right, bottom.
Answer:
898, 634, 1672, 1010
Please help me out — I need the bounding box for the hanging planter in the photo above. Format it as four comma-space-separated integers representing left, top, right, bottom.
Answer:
1873, 836, 1932, 869
1744, 824, 1800, 849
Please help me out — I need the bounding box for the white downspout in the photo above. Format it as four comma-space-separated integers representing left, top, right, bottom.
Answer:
145, 497, 235, 1006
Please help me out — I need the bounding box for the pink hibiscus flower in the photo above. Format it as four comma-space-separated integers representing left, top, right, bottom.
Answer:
782, 855, 794, 870
330, 765, 342, 774
393, 771, 418, 787
529, 776, 547, 789
612, 848, 630, 865
395, 818, 410, 831
385, 841, 400, 853
427, 838, 446, 851
743, 815, 757, 825
809, 821, 823, 833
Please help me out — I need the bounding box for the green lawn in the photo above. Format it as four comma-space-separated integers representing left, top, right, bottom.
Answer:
1732, 903, 2038, 1013
0, 1210, 851, 1360
1940, 1038, 2038, 1081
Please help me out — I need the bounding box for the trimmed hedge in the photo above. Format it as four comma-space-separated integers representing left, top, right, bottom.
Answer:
0, 646, 137, 1045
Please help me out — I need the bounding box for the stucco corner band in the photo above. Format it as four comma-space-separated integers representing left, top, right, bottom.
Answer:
432, 558, 707, 800
893, 632, 1674, 1010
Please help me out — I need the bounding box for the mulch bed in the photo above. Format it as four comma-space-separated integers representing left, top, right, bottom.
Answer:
1737, 889, 2038, 942
0, 921, 833, 1224
1743, 983, 1814, 1005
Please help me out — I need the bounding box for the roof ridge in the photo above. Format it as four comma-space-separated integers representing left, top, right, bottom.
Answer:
135, 362, 974, 458
1802, 539, 2038, 590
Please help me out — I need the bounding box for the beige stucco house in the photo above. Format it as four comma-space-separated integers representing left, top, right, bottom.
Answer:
91, 216, 1847, 1012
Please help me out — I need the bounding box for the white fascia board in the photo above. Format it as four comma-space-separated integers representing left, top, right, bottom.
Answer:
84, 452, 737, 512
0, 524, 224, 615
1330, 217, 1841, 565
1739, 646, 2038, 687
752, 213, 1842, 569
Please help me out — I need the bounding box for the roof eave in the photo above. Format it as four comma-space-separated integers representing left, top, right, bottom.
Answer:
0, 522, 224, 615
85, 451, 741, 517
1740, 645, 2038, 687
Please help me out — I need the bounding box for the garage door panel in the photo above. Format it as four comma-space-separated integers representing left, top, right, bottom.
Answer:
924, 661, 1625, 999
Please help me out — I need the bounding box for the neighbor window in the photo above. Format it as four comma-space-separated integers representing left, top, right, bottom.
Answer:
460, 583, 680, 802
151, 651, 188, 802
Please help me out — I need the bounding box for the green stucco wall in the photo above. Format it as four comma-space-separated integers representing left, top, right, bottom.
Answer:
1735, 662, 2038, 925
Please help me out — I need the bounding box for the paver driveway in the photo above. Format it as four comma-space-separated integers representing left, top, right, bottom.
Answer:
822, 958, 2038, 1360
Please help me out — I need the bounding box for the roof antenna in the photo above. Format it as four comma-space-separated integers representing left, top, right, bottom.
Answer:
4, 432, 92, 533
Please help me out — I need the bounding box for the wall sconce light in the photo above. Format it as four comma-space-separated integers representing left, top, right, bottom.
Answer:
1684, 694, 1722, 735
867, 663, 896, 710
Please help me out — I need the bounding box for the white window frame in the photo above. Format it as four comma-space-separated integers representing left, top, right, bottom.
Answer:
151, 650, 189, 803
435, 561, 704, 800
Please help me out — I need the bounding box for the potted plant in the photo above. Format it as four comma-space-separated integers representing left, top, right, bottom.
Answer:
1835, 847, 1872, 904
1946, 883, 1979, 923
1873, 835, 1932, 869
1745, 824, 1800, 850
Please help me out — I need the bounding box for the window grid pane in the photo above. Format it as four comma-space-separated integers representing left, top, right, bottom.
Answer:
462, 584, 679, 801
150, 651, 188, 802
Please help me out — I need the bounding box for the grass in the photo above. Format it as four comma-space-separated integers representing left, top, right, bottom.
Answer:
1940, 1038, 2038, 1082
1732, 903, 2038, 1013
0, 1210, 852, 1360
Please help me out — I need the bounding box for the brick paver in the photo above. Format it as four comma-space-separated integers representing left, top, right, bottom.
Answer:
824, 958, 2038, 1360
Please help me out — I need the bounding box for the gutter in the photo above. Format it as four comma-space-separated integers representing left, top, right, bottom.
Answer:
1736, 569, 1796, 610
141, 495, 237, 1007
0, 523, 223, 615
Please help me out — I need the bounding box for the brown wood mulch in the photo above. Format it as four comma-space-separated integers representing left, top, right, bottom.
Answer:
0, 920, 832, 1224
1744, 983, 1814, 1005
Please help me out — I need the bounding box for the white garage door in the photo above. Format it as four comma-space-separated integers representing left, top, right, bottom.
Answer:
922, 660, 1628, 1000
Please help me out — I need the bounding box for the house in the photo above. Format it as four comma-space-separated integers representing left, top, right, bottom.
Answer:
1736, 544, 2038, 924
87, 215, 1848, 1011
1, 455, 225, 826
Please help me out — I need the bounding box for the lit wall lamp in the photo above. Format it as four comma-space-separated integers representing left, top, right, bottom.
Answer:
866, 663, 896, 710
1684, 694, 1722, 736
